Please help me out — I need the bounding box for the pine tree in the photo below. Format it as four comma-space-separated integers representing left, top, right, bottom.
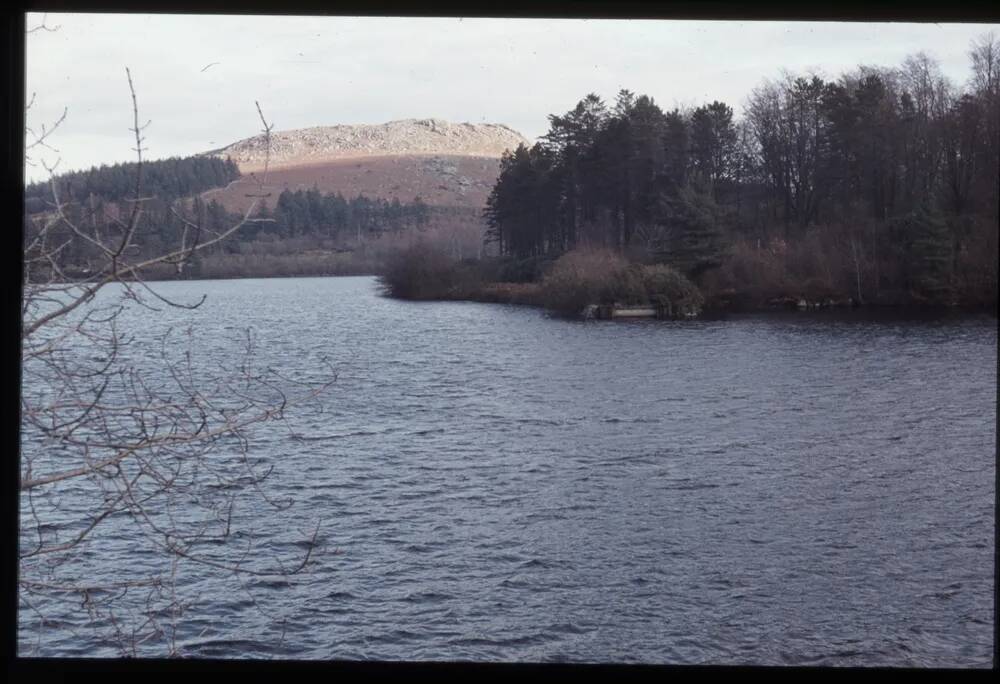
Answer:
901, 206, 954, 303
653, 183, 725, 279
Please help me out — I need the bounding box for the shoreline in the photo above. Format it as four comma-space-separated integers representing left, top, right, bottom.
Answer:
25, 271, 998, 318
380, 284, 999, 319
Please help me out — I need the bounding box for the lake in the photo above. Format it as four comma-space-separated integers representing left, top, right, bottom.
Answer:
18, 275, 997, 666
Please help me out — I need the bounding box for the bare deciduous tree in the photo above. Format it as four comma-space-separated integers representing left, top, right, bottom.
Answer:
20, 44, 334, 656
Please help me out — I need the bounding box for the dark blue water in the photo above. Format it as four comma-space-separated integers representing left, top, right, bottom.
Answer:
18, 276, 996, 665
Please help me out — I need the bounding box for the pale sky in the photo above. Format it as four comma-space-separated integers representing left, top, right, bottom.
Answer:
24, 13, 999, 182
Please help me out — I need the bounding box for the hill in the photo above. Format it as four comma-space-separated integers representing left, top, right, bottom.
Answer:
201, 118, 531, 213
208, 118, 529, 170
201, 154, 506, 213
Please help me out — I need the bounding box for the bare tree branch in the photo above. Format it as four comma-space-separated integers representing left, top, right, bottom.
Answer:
20, 53, 332, 657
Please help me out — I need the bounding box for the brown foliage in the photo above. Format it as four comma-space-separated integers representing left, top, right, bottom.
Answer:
378, 242, 484, 300
537, 248, 703, 316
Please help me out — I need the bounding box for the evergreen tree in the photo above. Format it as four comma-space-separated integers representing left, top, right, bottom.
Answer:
653, 184, 725, 278
896, 206, 954, 303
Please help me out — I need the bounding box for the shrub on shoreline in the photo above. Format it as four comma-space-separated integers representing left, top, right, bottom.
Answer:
378, 242, 483, 300
478, 281, 543, 305
640, 263, 705, 313
379, 237, 996, 317
536, 249, 632, 316
537, 248, 704, 317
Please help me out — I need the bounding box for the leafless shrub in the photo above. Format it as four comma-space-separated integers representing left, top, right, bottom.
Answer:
378, 241, 484, 300
20, 62, 335, 657
535, 248, 702, 317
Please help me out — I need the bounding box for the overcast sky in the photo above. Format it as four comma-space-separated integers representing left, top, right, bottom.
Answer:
24, 13, 999, 182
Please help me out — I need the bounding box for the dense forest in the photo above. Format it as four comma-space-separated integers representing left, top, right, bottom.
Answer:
259, 188, 430, 241
484, 37, 999, 308
24, 155, 241, 210
23, 152, 436, 280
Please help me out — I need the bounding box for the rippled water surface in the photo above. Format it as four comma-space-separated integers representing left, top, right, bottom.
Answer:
19, 276, 996, 666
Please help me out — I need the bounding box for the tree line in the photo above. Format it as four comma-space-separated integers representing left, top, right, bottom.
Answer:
255, 187, 431, 242
25, 155, 241, 211
485, 35, 999, 307
24, 156, 433, 278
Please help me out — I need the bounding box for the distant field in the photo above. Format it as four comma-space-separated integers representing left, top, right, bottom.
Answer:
203, 154, 502, 213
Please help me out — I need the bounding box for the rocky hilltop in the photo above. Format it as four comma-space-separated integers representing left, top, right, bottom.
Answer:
209, 118, 530, 169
